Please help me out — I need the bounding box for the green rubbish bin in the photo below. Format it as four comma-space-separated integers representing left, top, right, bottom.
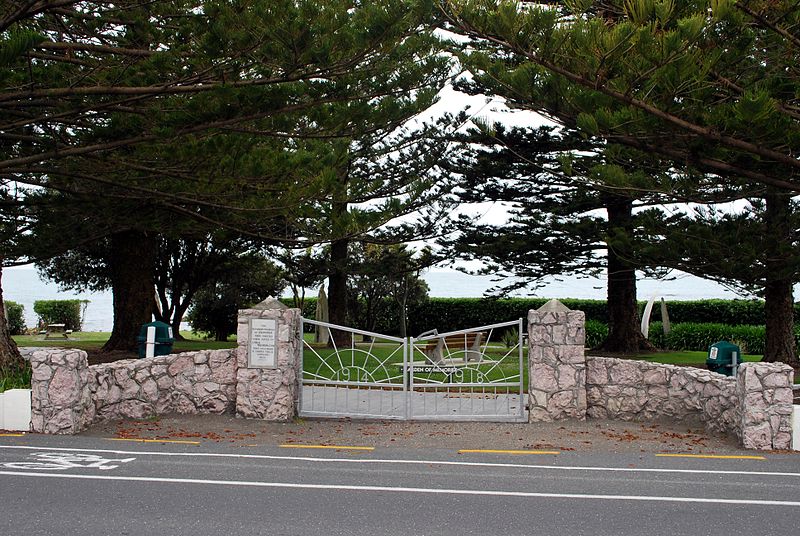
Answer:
137, 321, 175, 358
706, 341, 741, 376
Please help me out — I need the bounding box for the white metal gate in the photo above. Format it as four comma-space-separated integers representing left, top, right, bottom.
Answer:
300, 318, 526, 422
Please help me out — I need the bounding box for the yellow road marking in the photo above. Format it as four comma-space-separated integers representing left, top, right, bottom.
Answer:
458, 449, 560, 455
656, 454, 766, 460
106, 438, 201, 445
0, 433, 25, 437
279, 444, 374, 451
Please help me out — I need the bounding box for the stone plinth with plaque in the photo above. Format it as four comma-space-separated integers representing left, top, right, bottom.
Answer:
235, 297, 302, 420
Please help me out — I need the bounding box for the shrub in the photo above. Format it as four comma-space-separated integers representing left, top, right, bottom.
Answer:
0, 363, 31, 393
643, 322, 770, 354
33, 299, 87, 331
5, 301, 25, 335
500, 327, 520, 349
284, 297, 777, 344
645, 299, 766, 325
406, 298, 610, 336
585, 320, 608, 348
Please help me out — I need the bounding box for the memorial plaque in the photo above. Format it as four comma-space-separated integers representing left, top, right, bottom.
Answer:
248, 318, 278, 368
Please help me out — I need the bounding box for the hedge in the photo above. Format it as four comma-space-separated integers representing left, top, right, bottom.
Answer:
645, 299, 767, 325
5, 301, 25, 335
646, 322, 773, 354
33, 299, 88, 331
406, 298, 772, 336
405, 298, 612, 335
281, 297, 780, 352
282, 297, 777, 338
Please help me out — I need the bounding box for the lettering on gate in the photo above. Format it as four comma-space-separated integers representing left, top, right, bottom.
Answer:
414, 366, 459, 374
248, 318, 278, 368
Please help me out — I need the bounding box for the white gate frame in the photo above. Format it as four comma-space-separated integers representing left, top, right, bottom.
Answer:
299, 318, 526, 422
300, 318, 409, 419
409, 319, 526, 422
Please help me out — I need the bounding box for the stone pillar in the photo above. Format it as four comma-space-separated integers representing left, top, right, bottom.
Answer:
736, 362, 794, 450
236, 298, 302, 421
30, 349, 94, 434
528, 299, 586, 422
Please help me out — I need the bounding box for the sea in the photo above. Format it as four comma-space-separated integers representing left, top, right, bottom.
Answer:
2, 264, 768, 333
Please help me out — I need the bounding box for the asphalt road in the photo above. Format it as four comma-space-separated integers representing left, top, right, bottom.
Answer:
1, 424, 799, 536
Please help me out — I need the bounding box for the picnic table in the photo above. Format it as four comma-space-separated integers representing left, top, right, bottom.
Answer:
43, 324, 71, 340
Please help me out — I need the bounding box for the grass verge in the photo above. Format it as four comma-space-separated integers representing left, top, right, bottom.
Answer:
12, 331, 236, 352
0, 364, 32, 393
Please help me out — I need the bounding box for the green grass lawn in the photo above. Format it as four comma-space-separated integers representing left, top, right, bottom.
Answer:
302, 342, 526, 390
13, 331, 236, 352
637, 350, 762, 366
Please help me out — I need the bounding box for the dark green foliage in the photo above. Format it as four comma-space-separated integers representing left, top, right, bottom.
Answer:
0, 362, 31, 393
4, 301, 24, 335
585, 320, 609, 349
285, 297, 778, 339
32, 300, 87, 331
187, 256, 285, 341
645, 322, 770, 355
348, 244, 433, 338
645, 299, 766, 325
406, 298, 606, 335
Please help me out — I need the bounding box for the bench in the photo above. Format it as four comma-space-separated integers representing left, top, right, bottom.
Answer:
422, 332, 486, 364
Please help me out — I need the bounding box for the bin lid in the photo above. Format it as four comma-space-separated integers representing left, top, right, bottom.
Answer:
709, 340, 740, 351
138, 321, 173, 338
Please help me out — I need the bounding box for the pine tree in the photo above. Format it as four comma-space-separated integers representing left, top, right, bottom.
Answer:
2, 1, 453, 353
444, 124, 684, 352
440, 0, 800, 364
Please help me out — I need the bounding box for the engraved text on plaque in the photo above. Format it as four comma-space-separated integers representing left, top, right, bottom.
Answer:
248, 318, 278, 368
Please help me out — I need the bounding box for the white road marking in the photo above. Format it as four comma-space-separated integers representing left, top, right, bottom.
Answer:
0, 445, 797, 478
0, 452, 135, 471
1, 470, 799, 507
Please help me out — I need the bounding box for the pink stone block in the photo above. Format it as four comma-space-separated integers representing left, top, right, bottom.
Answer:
167, 355, 193, 377
48, 368, 78, 406
531, 363, 558, 391
762, 372, 791, 389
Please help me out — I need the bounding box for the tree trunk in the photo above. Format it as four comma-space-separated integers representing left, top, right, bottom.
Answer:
0, 263, 24, 374
396, 278, 410, 339
597, 196, 654, 353
328, 237, 350, 348
170, 301, 189, 341
102, 230, 157, 353
762, 191, 799, 366
214, 327, 228, 342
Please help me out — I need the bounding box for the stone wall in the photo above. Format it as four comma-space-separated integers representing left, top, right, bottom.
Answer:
30, 348, 236, 433
586, 357, 795, 449
528, 300, 587, 422
30, 348, 94, 434
737, 362, 794, 450
29, 298, 302, 433
586, 357, 738, 433
26, 303, 796, 451
236, 301, 302, 421
90, 349, 236, 422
